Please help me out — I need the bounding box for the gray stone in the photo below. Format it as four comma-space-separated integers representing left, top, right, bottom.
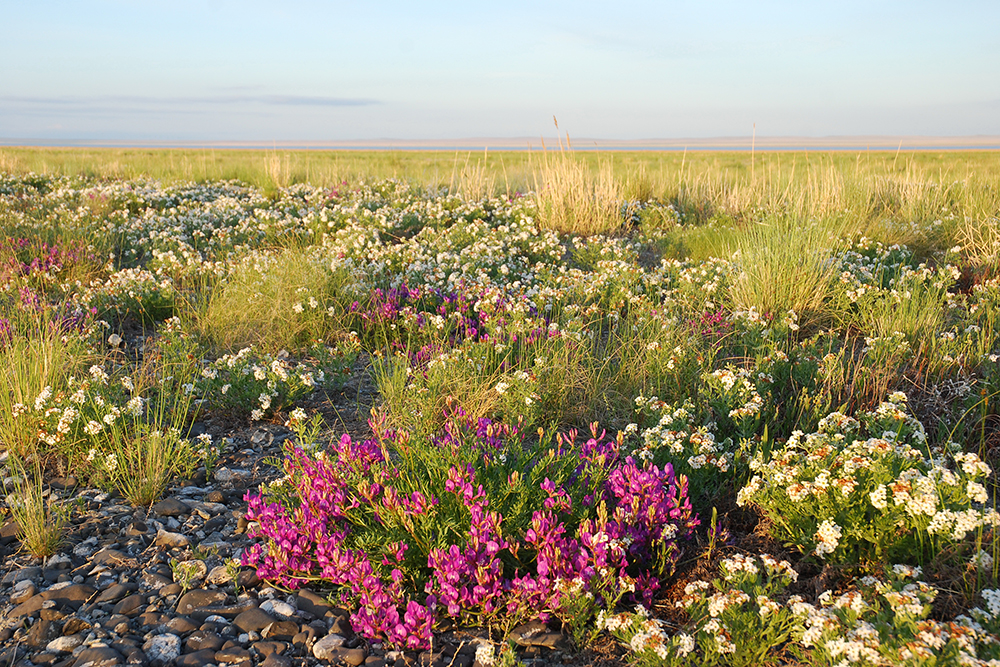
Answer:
46, 634, 84, 654
214, 646, 251, 663
138, 610, 167, 627
259, 599, 295, 620
508, 621, 568, 649
185, 630, 225, 652
176, 589, 227, 615
71, 647, 123, 667
261, 653, 292, 667
294, 589, 335, 618
251, 641, 286, 657
312, 634, 347, 660
508, 620, 545, 645
331, 647, 367, 666
11, 578, 37, 604
73, 537, 100, 558
45, 554, 72, 569
236, 570, 259, 589
172, 560, 207, 583
234, 607, 277, 633
175, 649, 216, 667
188, 599, 257, 621
30, 651, 58, 665
154, 529, 190, 549
91, 549, 129, 566
62, 617, 92, 635
205, 566, 232, 586
2, 566, 41, 584
27, 619, 60, 648
165, 616, 199, 634
186, 502, 228, 516
213, 468, 250, 484
141, 633, 181, 662
142, 571, 173, 590
113, 594, 145, 617
96, 583, 133, 603
158, 583, 183, 597
261, 620, 298, 641
9, 595, 46, 620
151, 498, 190, 517
330, 614, 354, 639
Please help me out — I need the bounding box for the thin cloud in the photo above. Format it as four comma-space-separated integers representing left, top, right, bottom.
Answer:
1, 94, 379, 108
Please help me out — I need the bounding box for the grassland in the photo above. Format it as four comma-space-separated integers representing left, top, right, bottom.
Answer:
3, 146, 1000, 663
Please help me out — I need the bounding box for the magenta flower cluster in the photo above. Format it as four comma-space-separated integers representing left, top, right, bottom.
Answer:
243, 413, 698, 649
2, 237, 96, 281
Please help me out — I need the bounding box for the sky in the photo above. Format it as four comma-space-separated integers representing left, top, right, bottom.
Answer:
2, 0, 999, 142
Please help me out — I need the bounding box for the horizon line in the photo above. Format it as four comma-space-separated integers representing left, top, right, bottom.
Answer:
3, 134, 1000, 151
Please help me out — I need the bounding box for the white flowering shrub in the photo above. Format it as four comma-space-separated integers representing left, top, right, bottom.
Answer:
11, 366, 144, 463
790, 566, 1000, 666
598, 605, 697, 667
738, 393, 998, 565
676, 554, 800, 667
194, 343, 353, 420
78, 267, 177, 323
632, 398, 736, 506
603, 554, 799, 667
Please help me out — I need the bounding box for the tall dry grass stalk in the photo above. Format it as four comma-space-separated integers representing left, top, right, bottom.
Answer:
264, 150, 291, 189
449, 149, 501, 201
532, 129, 625, 236
958, 217, 1000, 271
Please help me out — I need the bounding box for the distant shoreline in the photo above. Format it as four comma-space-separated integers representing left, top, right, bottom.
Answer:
3, 136, 1000, 151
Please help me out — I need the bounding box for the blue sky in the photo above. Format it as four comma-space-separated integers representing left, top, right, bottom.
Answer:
2, 0, 998, 141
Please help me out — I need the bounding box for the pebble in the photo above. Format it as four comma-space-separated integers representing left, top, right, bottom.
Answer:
71, 646, 122, 667
175, 648, 217, 667
259, 599, 296, 619
165, 616, 200, 634
45, 635, 83, 654
3, 566, 42, 584
234, 607, 277, 633
312, 633, 347, 660
11, 578, 37, 604
261, 653, 292, 667
205, 566, 233, 586
142, 633, 182, 662
44, 554, 72, 569
176, 589, 228, 616
151, 498, 191, 517
154, 529, 190, 549
172, 559, 208, 583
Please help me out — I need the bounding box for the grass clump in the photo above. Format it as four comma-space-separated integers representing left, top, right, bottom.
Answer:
196, 246, 351, 355
728, 219, 841, 330
3, 460, 71, 558
0, 310, 90, 461
532, 129, 627, 237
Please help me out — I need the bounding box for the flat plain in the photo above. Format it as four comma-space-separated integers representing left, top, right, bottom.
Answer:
2, 146, 1000, 666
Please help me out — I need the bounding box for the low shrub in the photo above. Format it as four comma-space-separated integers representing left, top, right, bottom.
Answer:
243, 412, 699, 648
738, 393, 998, 566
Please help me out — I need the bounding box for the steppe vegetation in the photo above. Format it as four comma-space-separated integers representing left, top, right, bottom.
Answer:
3, 143, 1000, 664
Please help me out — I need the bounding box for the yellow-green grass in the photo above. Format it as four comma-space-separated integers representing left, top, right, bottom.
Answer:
3, 146, 999, 259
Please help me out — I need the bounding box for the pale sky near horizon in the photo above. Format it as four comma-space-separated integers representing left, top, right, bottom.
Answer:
2, 0, 998, 142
